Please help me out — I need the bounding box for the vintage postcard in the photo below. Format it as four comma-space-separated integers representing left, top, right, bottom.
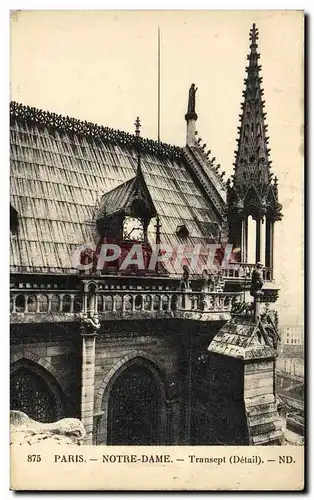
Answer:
9, 10, 304, 491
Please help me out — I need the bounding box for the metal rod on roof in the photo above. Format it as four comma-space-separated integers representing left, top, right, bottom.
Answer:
157, 26, 161, 145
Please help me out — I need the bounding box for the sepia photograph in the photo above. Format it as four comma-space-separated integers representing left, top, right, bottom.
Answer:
9, 9, 304, 490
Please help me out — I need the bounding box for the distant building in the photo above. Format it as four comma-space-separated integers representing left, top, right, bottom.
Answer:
281, 326, 304, 346
276, 357, 304, 378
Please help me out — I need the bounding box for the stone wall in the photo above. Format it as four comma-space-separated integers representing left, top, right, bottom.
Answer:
93, 319, 186, 444
10, 328, 82, 418
10, 319, 191, 444
202, 353, 250, 445
10, 319, 243, 445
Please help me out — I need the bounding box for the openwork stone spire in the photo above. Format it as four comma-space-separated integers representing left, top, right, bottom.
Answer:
226, 24, 283, 268
227, 23, 282, 223
234, 23, 270, 187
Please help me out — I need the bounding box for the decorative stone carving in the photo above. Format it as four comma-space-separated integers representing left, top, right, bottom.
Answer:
180, 264, 191, 291
185, 83, 198, 121
10, 411, 85, 446
250, 262, 264, 297
231, 298, 254, 317
80, 315, 101, 335
10, 101, 183, 160
227, 24, 283, 224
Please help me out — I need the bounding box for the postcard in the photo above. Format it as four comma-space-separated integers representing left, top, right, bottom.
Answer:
10, 10, 304, 491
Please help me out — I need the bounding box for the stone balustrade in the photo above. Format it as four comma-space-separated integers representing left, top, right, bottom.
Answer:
10, 287, 239, 319
10, 291, 82, 315
221, 263, 273, 282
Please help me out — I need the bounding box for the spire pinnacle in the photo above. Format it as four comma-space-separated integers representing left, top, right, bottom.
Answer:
249, 23, 259, 44
134, 116, 141, 138
227, 24, 282, 222
134, 117, 142, 175
232, 23, 270, 188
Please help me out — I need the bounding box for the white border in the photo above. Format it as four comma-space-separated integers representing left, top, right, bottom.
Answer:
1, 2, 310, 498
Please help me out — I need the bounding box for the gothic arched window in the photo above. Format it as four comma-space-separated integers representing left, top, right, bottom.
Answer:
11, 367, 59, 423
107, 364, 161, 445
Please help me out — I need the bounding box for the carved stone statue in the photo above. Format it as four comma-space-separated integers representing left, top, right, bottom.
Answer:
82, 315, 101, 333
185, 83, 198, 121
260, 310, 281, 352
180, 264, 191, 290
250, 262, 264, 297
231, 298, 254, 316
10, 411, 86, 446
201, 269, 214, 291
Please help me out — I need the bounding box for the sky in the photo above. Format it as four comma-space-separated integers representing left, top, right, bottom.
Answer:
10, 10, 304, 327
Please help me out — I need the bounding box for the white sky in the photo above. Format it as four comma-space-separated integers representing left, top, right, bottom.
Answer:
10, 10, 304, 327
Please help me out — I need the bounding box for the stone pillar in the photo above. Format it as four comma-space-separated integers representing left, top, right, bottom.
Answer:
253, 291, 262, 322
186, 119, 196, 147
241, 217, 248, 263
255, 218, 261, 263
265, 218, 274, 275
179, 289, 192, 311
80, 329, 97, 444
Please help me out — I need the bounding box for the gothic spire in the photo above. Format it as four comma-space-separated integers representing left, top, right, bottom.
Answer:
233, 23, 271, 188
134, 116, 142, 175
227, 24, 282, 225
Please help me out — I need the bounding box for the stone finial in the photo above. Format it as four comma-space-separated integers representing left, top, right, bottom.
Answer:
134, 116, 141, 137
249, 23, 259, 44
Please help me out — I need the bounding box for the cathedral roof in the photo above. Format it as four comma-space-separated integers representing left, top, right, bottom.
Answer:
10, 101, 225, 275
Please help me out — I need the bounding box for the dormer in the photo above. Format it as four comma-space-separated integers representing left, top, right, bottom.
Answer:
95, 117, 157, 243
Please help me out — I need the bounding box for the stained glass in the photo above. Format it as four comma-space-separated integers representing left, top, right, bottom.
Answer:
108, 365, 159, 445
10, 369, 57, 423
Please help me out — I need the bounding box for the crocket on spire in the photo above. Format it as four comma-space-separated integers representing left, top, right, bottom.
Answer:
227, 23, 282, 223
234, 23, 270, 187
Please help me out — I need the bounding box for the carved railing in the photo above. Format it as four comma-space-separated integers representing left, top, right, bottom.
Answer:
220, 263, 273, 282
96, 290, 237, 314
10, 288, 239, 317
10, 291, 83, 315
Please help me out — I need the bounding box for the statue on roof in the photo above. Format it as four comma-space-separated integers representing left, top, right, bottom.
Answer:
250, 262, 264, 297
185, 83, 198, 121
180, 264, 191, 290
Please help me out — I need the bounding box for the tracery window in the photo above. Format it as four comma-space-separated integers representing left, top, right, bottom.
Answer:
108, 364, 160, 445
10, 368, 57, 423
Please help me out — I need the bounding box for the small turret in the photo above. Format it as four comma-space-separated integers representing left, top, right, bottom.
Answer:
227, 24, 283, 268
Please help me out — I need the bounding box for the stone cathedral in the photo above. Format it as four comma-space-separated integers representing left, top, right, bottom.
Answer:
10, 24, 283, 445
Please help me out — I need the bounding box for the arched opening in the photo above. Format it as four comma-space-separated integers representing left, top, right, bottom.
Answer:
106, 361, 163, 445
50, 294, 60, 312
62, 294, 71, 313
10, 360, 65, 423
27, 295, 36, 313
38, 294, 48, 312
